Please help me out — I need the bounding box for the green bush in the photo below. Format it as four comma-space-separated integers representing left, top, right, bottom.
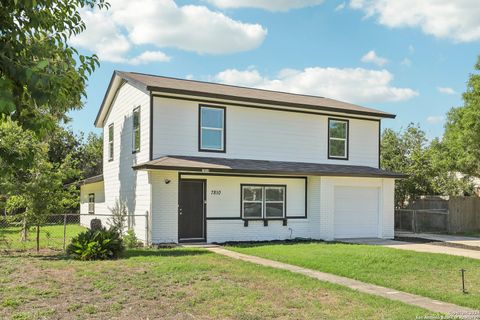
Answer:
123, 229, 139, 249
67, 229, 124, 260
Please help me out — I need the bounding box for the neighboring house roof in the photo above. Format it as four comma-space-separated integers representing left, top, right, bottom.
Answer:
133, 156, 405, 179
95, 70, 396, 127
78, 174, 104, 185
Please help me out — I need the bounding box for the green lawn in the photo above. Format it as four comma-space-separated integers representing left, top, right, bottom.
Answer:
0, 224, 86, 251
228, 242, 480, 309
0, 248, 431, 319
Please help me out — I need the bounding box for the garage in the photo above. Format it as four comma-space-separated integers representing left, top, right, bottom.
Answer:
334, 186, 380, 238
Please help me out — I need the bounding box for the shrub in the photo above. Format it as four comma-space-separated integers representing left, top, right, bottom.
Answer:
67, 229, 124, 260
123, 229, 139, 248
108, 199, 128, 234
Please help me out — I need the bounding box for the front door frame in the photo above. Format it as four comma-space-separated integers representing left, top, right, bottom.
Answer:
178, 178, 207, 243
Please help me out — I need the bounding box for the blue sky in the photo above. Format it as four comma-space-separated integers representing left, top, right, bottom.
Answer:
68, 0, 480, 139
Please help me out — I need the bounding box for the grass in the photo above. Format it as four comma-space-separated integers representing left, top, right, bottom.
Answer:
0, 248, 432, 319
0, 224, 86, 251
228, 241, 480, 309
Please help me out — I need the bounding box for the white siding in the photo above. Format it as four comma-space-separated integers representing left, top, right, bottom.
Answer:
180, 175, 306, 219
150, 171, 322, 243
101, 82, 151, 242
79, 182, 107, 227
152, 97, 380, 167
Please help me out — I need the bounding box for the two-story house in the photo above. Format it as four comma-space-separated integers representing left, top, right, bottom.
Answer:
79, 71, 403, 244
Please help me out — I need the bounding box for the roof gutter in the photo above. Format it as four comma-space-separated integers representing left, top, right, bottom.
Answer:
132, 164, 406, 179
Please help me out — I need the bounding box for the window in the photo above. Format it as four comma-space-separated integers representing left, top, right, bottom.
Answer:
242, 185, 286, 219
88, 193, 95, 214
132, 107, 141, 153
328, 119, 348, 159
199, 105, 225, 152
108, 123, 114, 161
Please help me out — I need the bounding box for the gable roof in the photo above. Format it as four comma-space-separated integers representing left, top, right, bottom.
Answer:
133, 155, 405, 179
95, 70, 396, 127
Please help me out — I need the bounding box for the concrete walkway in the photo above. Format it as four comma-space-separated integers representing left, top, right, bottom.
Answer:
207, 246, 477, 315
344, 238, 480, 259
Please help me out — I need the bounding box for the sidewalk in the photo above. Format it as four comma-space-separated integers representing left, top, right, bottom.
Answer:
207, 246, 477, 315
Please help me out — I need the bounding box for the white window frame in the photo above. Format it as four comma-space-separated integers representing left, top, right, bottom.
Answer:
199, 106, 225, 152
241, 186, 263, 219
328, 119, 348, 160
108, 123, 114, 161
132, 106, 141, 153
265, 186, 286, 218
241, 185, 286, 219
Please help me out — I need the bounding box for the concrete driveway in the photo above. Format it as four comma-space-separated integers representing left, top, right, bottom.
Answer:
341, 237, 480, 259
396, 231, 480, 249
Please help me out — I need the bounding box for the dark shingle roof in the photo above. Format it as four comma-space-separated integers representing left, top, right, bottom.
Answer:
79, 174, 104, 185
133, 156, 405, 178
117, 71, 396, 119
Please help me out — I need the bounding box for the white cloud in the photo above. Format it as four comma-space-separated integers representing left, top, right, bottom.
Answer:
427, 115, 444, 124
335, 2, 346, 11
127, 51, 171, 65
401, 58, 412, 67
361, 50, 388, 66
437, 87, 456, 95
206, 0, 324, 11
349, 0, 480, 42
71, 0, 267, 63
214, 67, 418, 103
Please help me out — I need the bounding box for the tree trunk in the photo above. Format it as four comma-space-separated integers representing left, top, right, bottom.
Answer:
21, 216, 28, 242
36, 224, 40, 252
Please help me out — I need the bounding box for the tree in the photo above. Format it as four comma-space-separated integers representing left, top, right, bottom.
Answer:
0, 1, 108, 249
0, 0, 108, 136
78, 132, 103, 178
381, 124, 471, 207
381, 124, 435, 206
443, 56, 480, 176
1, 118, 78, 249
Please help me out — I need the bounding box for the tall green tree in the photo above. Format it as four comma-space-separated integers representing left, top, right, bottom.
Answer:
382, 124, 435, 206
0, 0, 108, 136
78, 132, 103, 178
381, 124, 471, 207
1, 118, 78, 248
0, 1, 108, 249
443, 56, 480, 176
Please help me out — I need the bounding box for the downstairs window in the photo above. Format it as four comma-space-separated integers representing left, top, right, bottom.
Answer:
241, 185, 285, 219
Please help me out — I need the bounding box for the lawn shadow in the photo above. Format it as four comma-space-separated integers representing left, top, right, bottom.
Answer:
222, 238, 330, 248
124, 248, 210, 258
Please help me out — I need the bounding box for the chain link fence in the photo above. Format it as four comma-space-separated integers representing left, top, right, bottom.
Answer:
0, 213, 149, 253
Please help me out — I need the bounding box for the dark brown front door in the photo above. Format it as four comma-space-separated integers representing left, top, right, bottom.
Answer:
179, 180, 205, 242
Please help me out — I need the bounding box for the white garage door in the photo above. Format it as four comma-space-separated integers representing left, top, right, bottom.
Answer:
334, 186, 380, 239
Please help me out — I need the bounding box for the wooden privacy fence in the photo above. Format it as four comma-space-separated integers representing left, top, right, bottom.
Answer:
395, 196, 480, 233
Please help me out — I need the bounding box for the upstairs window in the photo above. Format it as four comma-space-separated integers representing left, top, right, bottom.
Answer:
88, 193, 95, 214
328, 119, 348, 160
132, 107, 141, 153
199, 105, 225, 152
242, 185, 286, 219
108, 123, 114, 161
